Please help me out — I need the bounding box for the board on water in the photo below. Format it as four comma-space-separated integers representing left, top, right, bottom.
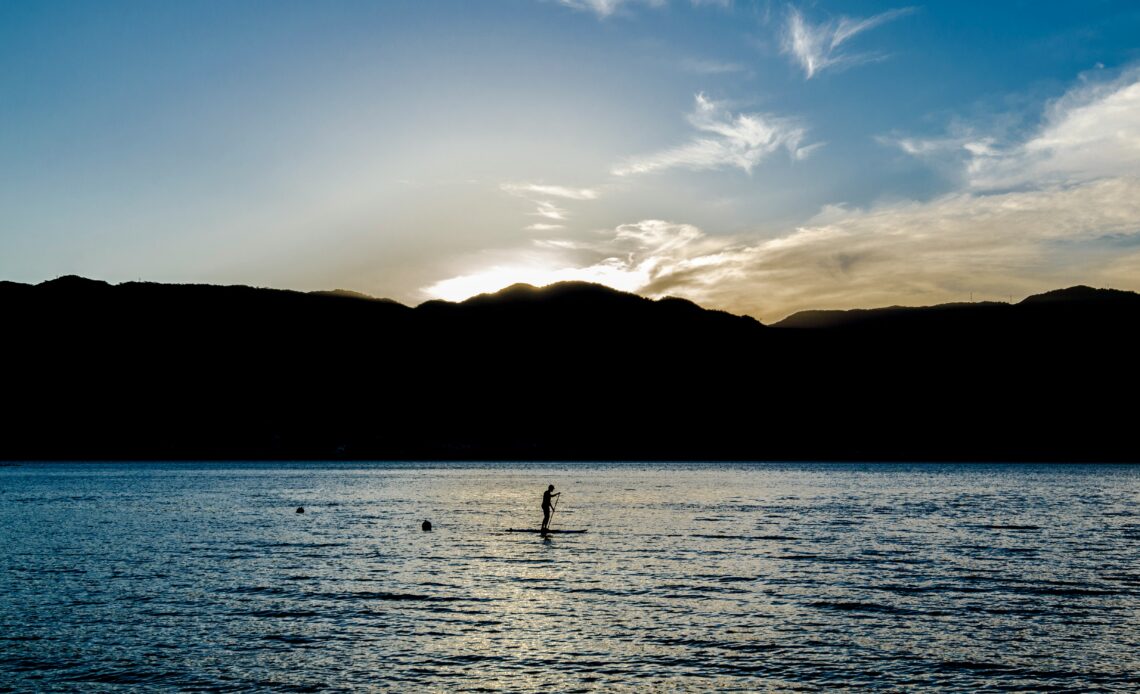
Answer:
506, 528, 588, 534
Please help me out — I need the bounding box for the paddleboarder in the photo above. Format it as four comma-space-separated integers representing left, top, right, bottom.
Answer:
541, 485, 560, 532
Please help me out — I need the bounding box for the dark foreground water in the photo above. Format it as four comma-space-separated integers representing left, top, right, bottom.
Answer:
1, 463, 1138, 692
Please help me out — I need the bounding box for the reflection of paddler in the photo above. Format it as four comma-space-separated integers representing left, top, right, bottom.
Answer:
541, 485, 560, 531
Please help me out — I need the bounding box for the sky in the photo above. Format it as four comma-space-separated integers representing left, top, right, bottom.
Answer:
2, 0, 1140, 320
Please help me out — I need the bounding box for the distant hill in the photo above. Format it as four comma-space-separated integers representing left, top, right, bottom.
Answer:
2, 277, 1137, 461
774, 286, 1140, 331
773, 301, 1007, 330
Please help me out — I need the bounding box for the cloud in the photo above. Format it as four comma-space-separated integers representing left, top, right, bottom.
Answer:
975, 72, 1140, 188
429, 67, 1140, 320
882, 69, 1140, 190
500, 181, 600, 231
679, 58, 747, 75
554, 0, 727, 18
690, 0, 732, 8
532, 201, 568, 220
613, 93, 817, 175
709, 178, 1140, 319
793, 141, 826, 161
500, 183, 599, 200
426, 177, 1140, 320
782, 5, 913, 79
874, 131, 1001, 182
555, 0, 665, 18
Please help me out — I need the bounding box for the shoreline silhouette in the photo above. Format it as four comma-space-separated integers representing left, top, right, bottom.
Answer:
3, 276, 1137, 462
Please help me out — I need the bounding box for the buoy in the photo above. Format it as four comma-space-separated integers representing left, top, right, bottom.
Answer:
296, 507, 305, 514
422, 520, 432, 531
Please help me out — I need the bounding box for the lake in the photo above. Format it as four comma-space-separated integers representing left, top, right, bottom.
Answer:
2, 462, 1138, 691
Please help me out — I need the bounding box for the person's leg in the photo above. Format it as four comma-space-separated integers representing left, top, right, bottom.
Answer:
542, 507, 550, 529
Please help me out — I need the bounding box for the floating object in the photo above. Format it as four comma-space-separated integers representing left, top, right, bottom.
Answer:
506, 528, 587, 534
296, 507, 304, 514
422, 520, 432, 531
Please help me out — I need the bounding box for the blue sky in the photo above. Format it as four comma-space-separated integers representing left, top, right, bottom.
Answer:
2, 0, 1139, 319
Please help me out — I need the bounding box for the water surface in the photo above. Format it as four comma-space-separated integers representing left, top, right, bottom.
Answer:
2, 462, 1138, 691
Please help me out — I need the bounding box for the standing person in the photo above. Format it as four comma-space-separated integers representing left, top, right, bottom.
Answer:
541, 485, 560, 532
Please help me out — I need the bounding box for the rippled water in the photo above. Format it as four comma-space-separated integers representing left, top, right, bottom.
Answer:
2, 462, 1138, 691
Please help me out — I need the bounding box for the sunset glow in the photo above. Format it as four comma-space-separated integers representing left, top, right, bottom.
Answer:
424, 262, 648, 303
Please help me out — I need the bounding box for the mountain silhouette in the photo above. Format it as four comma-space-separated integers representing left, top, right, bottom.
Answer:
2, 277, 1136, 461
774, 285, 1139, 331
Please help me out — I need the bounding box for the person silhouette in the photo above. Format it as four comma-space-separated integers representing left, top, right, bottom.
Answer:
541, 484, 560, 532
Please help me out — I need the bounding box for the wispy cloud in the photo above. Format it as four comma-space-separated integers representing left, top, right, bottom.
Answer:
555, 0, 665, 19
501, 181, 600, 231
881, 68, 1140, 189
679, 57, 747, 75
555, 0, 727, 18
792, 141, 826, 161
532, 202, 568, 220
690, 0, 732, 8
874, 131, 1001, 183
500, 183, 599, 200
974, 71, 1140, 188
782, 5, 913, 79
613, 93, 818, 176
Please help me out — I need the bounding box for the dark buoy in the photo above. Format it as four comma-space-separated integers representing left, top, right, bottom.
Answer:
421, 520, 432, 531
296, 507, 305, 514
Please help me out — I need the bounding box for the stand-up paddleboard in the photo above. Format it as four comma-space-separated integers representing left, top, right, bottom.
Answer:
506, 528, 587, 534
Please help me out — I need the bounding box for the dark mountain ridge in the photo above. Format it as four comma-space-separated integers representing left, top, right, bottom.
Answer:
774, 286, 1140, 331
2, 277, 1136, 461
